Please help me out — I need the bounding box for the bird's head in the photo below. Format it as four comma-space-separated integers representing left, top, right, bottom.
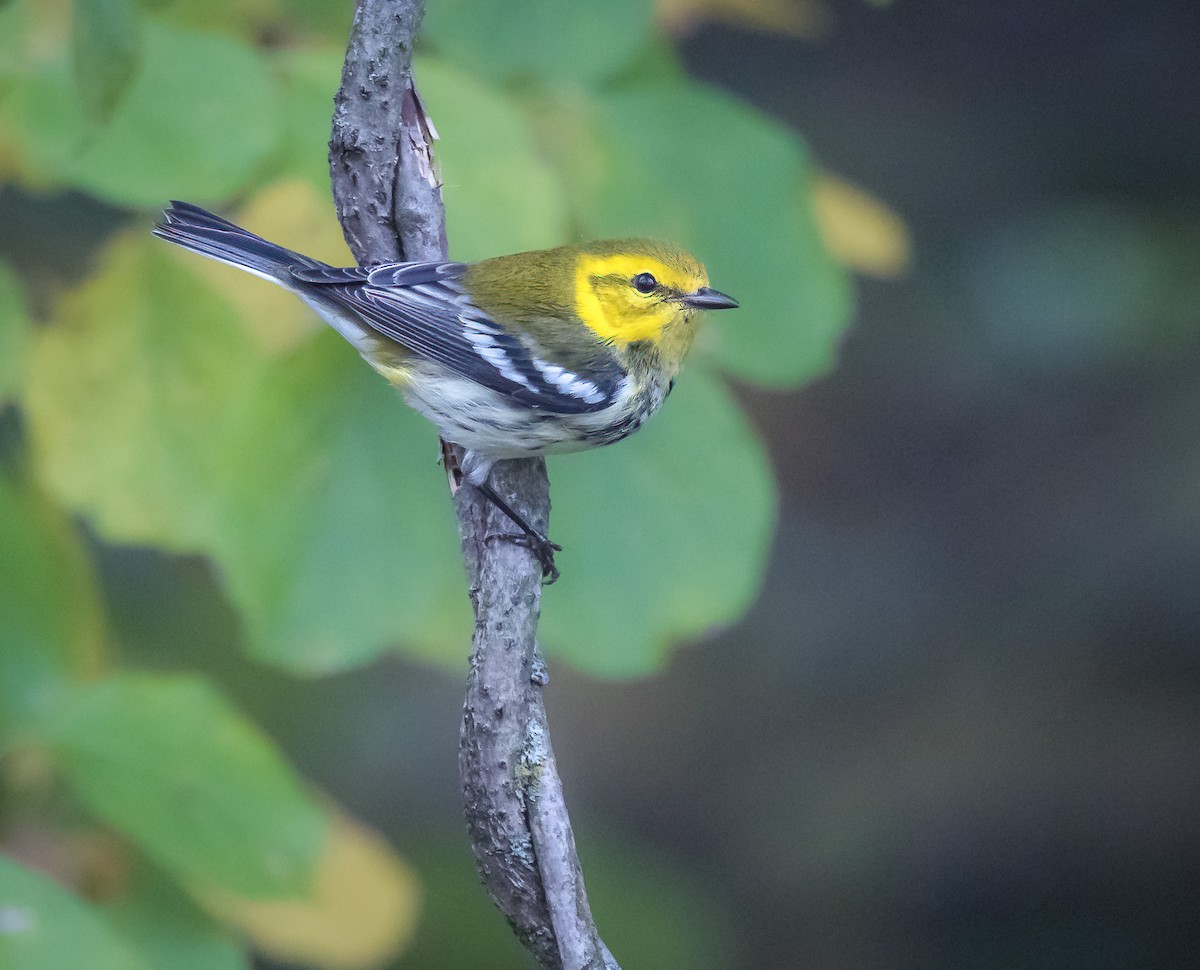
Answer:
571, 240, 739, 357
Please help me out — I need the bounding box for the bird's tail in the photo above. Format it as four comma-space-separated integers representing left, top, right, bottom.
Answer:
152, 201, 331, 283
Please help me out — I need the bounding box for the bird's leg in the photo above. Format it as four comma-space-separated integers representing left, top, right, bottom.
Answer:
475, 481, 562, 584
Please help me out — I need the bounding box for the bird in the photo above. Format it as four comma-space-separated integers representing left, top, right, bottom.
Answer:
152, 201, 739, 581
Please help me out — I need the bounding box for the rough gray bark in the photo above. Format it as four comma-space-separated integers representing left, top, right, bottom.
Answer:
329, 3, 619, 968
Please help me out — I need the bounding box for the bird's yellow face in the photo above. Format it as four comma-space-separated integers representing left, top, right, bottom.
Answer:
572, 244, 725, 348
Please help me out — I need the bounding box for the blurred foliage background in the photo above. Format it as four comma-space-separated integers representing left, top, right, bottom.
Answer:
2, 0, 1198, 968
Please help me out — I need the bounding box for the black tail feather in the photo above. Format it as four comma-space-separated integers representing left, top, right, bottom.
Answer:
152, 201, 330, 282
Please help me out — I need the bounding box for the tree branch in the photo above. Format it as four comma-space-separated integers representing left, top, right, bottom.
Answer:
329, 3, 618, 968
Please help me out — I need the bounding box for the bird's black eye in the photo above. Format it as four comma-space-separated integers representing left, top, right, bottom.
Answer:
632, 272, 658, 294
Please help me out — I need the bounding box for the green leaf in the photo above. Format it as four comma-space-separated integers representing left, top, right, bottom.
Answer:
71, 0, 143, 123
0, 55, 85, 188
268, 50, 572, 260
0, 855, 152, 970
29, 231, 468, 674
0, 0, 27, 101
105, 865, 249, 970
70, 20, 281, 205
0, 260, 28, 402
558, 80, 852, 386
0, 472, 105, 736
145, 0, 285, 41
207, 338, 468, 671
52, 673, 327, 898
424, 0, 655, 86
4, 21, 280, 205
28, 234, 265, 549
268, 47, 343, 194
545, 367, 776, 675
417, 55, 570, 260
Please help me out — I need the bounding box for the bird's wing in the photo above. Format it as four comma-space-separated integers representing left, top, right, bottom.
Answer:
291, 261, 626, 414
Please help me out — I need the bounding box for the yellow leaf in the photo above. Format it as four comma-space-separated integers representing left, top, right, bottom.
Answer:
812, 171, 912, 278
657, 0, 830, 38
19, 0, 73, 57
204, 810, 421, 970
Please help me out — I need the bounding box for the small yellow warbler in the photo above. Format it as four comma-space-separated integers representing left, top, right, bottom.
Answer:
153, 202, 738, 580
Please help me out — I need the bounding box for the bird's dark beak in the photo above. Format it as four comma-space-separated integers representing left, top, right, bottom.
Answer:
681, 286, 739, 310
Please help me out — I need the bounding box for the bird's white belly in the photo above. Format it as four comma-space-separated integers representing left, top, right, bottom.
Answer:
400, 370, 654, 462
